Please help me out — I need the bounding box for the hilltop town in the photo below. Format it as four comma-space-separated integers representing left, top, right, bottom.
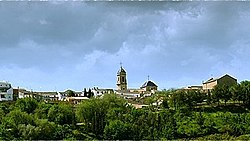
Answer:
0, 65, 239, 108
1, 65, 250, 140
2, 1, 250, 140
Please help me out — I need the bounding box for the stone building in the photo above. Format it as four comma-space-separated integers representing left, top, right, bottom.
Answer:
202, 74, 237, 91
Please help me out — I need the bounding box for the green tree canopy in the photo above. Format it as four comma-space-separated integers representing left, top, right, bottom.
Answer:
48, 103, 75, 125
76, 94, 128, 139
104, 120, 134, 140
15, 98, 38, 114
212, 85, 231, 105
65, 89, 76, 97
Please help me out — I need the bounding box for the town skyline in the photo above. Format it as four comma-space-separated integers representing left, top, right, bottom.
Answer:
1, 2, 250, 91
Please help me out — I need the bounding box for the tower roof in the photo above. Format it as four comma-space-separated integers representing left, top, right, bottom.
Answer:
117, 66, 126, 74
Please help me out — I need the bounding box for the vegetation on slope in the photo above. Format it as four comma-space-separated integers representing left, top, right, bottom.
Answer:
1, 81, 250, 140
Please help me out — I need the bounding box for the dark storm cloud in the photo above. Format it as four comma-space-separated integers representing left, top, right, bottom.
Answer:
1, 2, 250, 90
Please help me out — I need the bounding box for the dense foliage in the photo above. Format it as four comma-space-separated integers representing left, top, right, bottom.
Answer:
1, 81, 250, 140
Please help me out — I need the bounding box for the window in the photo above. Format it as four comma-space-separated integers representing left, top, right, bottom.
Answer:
122, 77, 125, 82
1, 95, 5, 98
0, 88, 7, 92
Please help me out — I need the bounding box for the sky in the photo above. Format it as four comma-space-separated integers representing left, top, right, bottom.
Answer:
1, 1, 250, 91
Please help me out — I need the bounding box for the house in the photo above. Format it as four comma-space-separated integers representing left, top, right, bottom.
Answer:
18, 89, 32, 98
91, 87, 114, 97
58, 92, 67, 101
115, 90, 141, 99
183, 85, 203, 90
66, 97, 89, 104
19, 90, 58, 101
202, 74, 237, 91
45, 93, 58, 101
0, 81, 13, 101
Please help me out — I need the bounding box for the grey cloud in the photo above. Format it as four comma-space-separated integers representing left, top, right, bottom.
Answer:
1, 2, 250, 90
0, 2, 103, 46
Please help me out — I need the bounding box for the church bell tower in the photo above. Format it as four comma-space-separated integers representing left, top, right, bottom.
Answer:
117, 63, 127, 90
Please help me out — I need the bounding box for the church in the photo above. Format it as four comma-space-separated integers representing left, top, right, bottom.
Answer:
115, 64, 158, 98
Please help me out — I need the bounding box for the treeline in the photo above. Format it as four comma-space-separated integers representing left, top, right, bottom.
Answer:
167, 80, 250, 110
65, 89, 94, 98
1, 81, 250, 140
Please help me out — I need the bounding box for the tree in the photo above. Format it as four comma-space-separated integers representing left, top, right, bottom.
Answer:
0, 109, 5, 123
169, 90, 187, 109
76, 97, 108, 138
35, 119, 57, 140
239, 81, 250, 106
162, 98, 169, 109
53, 124, 75, 140
230, 84, 241, 104
65, 89, 75, 97
34, 102, 52, 119
169, 90, 201, 109
212, 85, 232, 105
206, 90, 212, 105
0, 124, 14, 140
104, 120, 134, 140
76, 94, 127, 139
2, 109, 35, 138
15, 98, 38, 114
221, 85, 231, 105
87, 88, 94, 98
83, 88, 87, 97
158, 110, 177, 139
3, 110, 34, 127
17, 124, 38, 140
47, 103, 75, 125
0, 102, 10, 115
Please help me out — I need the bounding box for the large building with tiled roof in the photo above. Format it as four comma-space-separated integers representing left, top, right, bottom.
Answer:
202, 74, 237, 91
140, 80, 158, 91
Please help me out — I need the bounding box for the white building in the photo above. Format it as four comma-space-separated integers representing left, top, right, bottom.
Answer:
115, 90, 141, 99
18, 89, 32, 99
91, 87, 113, 97
0, 81, 13, 101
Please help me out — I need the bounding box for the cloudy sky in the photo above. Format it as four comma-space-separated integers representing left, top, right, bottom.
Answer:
1, 2, 250, 91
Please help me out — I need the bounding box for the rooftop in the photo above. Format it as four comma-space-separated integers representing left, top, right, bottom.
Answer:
203, 74, 237, 84
117, 66, 126, 74
0, 81, 11, 85
141, 80, 157, 88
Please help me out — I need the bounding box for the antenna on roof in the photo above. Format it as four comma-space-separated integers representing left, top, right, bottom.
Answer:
148, 75, 150, 81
